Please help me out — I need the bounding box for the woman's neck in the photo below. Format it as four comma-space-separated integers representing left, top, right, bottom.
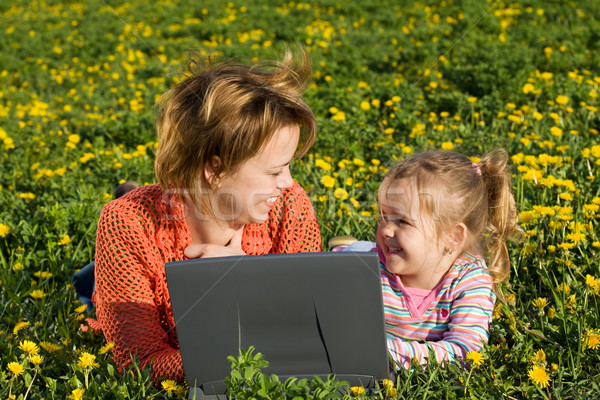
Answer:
184, 201, 242, 246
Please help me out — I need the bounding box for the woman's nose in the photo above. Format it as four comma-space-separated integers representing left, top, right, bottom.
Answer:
278, 166, 294, 189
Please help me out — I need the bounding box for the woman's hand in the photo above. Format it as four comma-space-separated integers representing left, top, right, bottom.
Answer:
184, 227, 246, 259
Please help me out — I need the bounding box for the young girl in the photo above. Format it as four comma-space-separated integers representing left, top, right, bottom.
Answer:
349, 149, 521, 369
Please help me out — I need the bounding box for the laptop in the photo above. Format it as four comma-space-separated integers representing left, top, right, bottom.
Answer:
165, 252, 389, 399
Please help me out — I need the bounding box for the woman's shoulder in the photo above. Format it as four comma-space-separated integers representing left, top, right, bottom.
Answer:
272, 182, 315, 216
100, 184, 180, 225
281, 182, 310, 201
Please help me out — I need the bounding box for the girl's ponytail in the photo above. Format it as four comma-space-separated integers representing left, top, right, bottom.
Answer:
479, 149, 523, 284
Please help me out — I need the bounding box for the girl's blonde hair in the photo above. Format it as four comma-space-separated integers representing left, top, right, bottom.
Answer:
380, 149, 522, 287
154, 46, 316, 214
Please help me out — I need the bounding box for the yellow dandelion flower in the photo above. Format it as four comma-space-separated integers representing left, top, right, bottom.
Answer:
58, 235, 71, 246
33, 271, 53, 279
559, 193, 573, 201
360, 101, 370, 111
550, 126, 563, 137
75, 304, 88, 314
350, 386, 365, 396
39, 341, 62, 353
77, 352, 99, 369
534, 349, 546, 363
99, 342, 115, 355
30, 354, 44, 366
565, 294, 577, 312
557, 242, 575, 250
522, 83, 535, 94
320, 175, 335, 188
555, 95, 569, 105
353, 158, 365, 167
528, 365, 551, 388
332, 110, 346, 121
315, 159, 332, 171
519, 210, 537, 224
161, 379, 179, 392
30, 289, 46, 299
531, 297, 548, 309
584, 331, 600, 349
0, 223, 9, 237
68, 134, 81, 144
334, 188, 349, 200
441, 141, 454, 150
13, 321, 31, 334
585, 275, 600, 295
69, 388, 85, 400
7, 362, 24, 376
466, 351, 484, 366
18, 340, 39, 355
566, 232, 586, 243
381, 379, 394, 389
556, 283, 570, 294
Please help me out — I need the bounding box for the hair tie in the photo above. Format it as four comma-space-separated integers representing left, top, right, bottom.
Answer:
472, 163, 482, 176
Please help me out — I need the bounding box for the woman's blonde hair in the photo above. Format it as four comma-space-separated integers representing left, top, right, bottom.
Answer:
380, 149, 522, 289
154, 46, 316, 214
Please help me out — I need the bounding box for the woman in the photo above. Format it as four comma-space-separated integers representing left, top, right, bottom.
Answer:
91, 48, 321, 382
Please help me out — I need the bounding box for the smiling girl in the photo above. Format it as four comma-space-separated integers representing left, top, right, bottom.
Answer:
374, 149, 521, 369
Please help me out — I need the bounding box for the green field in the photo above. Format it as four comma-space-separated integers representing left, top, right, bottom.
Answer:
1, 0, 599, 398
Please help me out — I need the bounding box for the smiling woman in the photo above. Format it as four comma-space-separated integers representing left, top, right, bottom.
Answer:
90, 47, 322, 382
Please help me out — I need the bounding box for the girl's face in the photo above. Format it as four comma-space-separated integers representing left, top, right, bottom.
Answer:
376, 179, 452, 290
211, 124, 300, 225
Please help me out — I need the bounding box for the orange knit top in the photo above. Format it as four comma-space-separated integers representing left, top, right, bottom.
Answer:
92, 183, 321, 382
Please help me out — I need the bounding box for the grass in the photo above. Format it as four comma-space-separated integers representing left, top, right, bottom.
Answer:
0, 0, 599, 398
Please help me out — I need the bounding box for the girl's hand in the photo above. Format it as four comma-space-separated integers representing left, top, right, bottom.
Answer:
184, 227, 246, 259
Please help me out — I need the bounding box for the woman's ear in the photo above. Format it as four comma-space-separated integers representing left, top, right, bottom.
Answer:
204, 156, 221, 185
448, 222, 468, 253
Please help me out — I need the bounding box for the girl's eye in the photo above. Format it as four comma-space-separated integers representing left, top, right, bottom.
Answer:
379, 215, 409, 227
271, 171, 283, 177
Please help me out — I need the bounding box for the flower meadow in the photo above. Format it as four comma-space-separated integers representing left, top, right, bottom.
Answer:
1, 0, 599, 398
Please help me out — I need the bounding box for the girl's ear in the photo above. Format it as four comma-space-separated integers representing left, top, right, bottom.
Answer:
447, 222, 468, 253
203, 156, 221, 185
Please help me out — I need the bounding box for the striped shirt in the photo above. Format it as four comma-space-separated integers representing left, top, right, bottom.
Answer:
382, 253, 495, 369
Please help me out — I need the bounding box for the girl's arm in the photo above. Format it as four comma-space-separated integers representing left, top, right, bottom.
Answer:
388, 268, 495, 369
94, 201, 185, 382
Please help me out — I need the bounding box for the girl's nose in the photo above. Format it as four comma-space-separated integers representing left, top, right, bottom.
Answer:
378, 221, 394, 237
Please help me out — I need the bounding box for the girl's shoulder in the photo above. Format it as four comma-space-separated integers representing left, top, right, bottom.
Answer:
445, 252, 492, 284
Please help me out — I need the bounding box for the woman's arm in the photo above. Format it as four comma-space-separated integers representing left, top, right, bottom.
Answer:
388, 268, 495, 369
94, 200, 185, 382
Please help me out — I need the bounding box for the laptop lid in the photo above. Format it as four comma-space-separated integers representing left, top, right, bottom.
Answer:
165, 252, 389, 396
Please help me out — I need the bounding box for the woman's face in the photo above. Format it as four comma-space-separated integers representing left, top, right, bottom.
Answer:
212, 124, 300, 225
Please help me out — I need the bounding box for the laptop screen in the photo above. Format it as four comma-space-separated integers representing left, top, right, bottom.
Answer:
165, 252, 389, 396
